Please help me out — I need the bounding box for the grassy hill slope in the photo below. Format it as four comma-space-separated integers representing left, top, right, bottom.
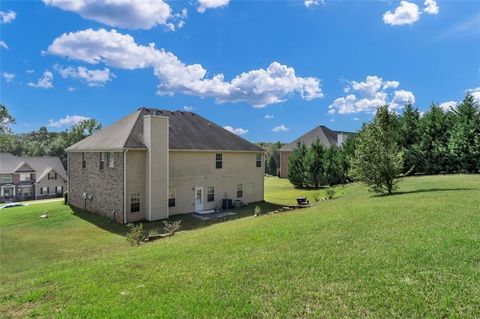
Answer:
1, 175, 479, 318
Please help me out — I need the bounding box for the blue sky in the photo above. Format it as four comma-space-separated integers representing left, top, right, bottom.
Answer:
1, 0, 479, 142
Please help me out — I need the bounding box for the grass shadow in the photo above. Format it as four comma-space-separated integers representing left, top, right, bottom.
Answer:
373, 187, 477, 197
70, 201, 284, 236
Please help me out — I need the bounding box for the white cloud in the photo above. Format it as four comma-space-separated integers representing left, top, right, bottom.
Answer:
423, 0, 439, 15
67, 86, 76, 92
28, 70, 54, 89
383, 1, 420, 26
182, 106, 193, 111
329, 75, 415, 114
439, 101, 457, 112
353, 117, 360, 121
265, 114, 274, 119
26, 69, 35, 74
329, 118, 335, 123
272, 124, 289, 133
304, 0, 324, 8
0, 10, 16, 24
48, 115, 90, 127
43, 0, 185, 31
48, 28, 322, 107
2, 72, 15, 82
0, 41, 8, 49
223, 125, 248, 135
55, 65, 114, 87
469, 87, 480, 104
198, 0, 230, 13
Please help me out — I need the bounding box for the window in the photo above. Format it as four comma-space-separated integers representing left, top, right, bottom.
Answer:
107, 152, 114, 168
1, 175, 12, 183
256, 154, 262, 168
56, 186, 64, 194
20, 173, 31, 181
47, 172, 57, 180
82, 152, 86, 169
215, 154, 223, 169
237, 184, 243, 198
131, 193, 140, 213
40, 187, 49, 195
168, 189, 175, 207
246, 183, 254, 195
99, 152, 105, 169
207, 186, 215, 202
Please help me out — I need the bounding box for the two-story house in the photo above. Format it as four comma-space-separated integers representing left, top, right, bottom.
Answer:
66, 108, 265, 224
0, 153, 67, 202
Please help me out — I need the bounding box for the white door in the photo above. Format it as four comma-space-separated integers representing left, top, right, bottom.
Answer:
194, 187, 204, 212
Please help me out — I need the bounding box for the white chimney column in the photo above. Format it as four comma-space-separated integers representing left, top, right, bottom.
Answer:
143, 115, 169, 221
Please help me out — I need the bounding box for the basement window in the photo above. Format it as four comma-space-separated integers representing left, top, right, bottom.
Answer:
207, 186, 215, 202
256, 154, 262, 167
168, 189, 175, 207
237, 184, 243, 198
215, 154, 223, 169
131, 193, 140, 213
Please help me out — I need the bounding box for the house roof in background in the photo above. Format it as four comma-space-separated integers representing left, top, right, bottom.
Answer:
0, 153, 67, 180
280, 125, 355, 151
67, 108, 265, 152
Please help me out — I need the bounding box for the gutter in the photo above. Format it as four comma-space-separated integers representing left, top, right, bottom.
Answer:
123, 149, 128, 224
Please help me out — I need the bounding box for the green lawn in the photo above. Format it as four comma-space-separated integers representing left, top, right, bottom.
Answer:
1, 175, 479, 318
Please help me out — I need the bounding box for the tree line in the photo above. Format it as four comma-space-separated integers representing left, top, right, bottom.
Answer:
288, 93, 480, 194
0, 104, 102, 168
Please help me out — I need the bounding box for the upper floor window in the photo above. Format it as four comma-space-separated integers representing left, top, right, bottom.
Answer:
131, 193, 140, 213
237, 184, 243, 198
168, 189, 176, 207
20, 173, 31, 181
256, 154, 262, 168
47, 172, 57, 180
207, 186, 215, 202
1, 175, 12, 183
106, 152, 114, 168
82, 152, 86, 169
215, 154, 223, 169
99, 152, 105, 170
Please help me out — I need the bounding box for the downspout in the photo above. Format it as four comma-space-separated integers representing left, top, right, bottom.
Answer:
123, 149, 128, 224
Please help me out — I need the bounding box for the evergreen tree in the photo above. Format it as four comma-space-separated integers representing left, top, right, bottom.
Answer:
399, 103, 421, 174
287, 142, 308, 188
0, 104, 15, 134
304, 139, 325, 188
350, 105, 403, 194
417, 104, 452, 174
448, 93, 480, 173
267, 154, 278, 176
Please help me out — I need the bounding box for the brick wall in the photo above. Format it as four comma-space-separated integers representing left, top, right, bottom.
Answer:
68, 152, 124, 223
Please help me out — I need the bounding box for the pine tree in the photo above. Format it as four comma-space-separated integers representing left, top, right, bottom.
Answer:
448, 93, 480, 173
323, 146, 343, 186
399, 103, 421, 174
287, 142, 308, 188
304, 139, 325, 188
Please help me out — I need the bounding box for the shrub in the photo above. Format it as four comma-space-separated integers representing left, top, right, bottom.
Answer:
325, 188, 335, 200
163, 220, 182, 235
126, 223, 145, 246
64, 191, 68, 205
312, 191, 321, 203
254, 205, 262, 216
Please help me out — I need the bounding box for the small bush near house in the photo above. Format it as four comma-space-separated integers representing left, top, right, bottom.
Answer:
64, 191, 68, 205
325, 188, 335, 200
163, 220, 182, 235
126, 223, 145, 246
254, 205, 262, 216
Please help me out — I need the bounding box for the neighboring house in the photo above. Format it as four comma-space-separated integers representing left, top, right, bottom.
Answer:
279, 125, 355, 178
66, 108, 265, 224
0, 153, 67, 203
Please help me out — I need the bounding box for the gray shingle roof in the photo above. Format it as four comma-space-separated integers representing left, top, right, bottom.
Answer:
0, 153, 67, 180
280, 125, 355, 151
67, 108, 265, 152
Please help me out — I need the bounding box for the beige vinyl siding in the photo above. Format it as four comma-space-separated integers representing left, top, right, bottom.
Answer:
36, 174, 66, 197
144, 115, 169, 220
169, 151, 264, 215
125, 150, 146, 222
